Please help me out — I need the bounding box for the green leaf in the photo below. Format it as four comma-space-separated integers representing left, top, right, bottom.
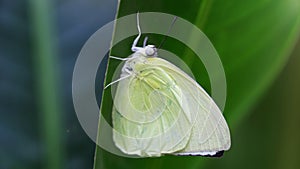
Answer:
94, 0, 300, 169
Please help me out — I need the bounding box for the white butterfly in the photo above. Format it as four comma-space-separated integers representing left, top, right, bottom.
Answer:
105, 13, 231, 157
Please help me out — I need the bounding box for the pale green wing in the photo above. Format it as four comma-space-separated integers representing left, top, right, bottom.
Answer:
146, 57, 231, 156
112, 65, 194, 157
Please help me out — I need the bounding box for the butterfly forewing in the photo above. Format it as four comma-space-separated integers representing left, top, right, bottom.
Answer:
112, 62, 194, 157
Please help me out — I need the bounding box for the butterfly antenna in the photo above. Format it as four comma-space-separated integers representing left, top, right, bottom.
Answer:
143, 36, 148, 47
158, 16, 178, 49
131, 12, 142, 52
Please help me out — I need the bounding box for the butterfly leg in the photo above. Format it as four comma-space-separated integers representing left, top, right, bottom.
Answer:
104, 74, 132, 89
109, 56, 129, 61
104, 68, 132, 89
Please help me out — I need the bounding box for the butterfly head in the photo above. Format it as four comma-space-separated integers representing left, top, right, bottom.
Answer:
144, 45, 158, 57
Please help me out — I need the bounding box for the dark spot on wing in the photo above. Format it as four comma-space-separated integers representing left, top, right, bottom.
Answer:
202, 151, 224, 158
171, 150, 225, 158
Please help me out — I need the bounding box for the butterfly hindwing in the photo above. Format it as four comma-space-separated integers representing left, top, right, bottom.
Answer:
146, 57, 231, 155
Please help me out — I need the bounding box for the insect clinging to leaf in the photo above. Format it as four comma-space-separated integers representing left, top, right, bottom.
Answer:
105, 13, 231, 157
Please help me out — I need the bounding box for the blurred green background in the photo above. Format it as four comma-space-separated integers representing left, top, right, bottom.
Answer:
1, 0, 300, 169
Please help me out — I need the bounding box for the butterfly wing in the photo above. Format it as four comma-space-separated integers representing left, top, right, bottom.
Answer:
146, 57, 231, 156
112, 56, 231, 157
112, 62, 194, 157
